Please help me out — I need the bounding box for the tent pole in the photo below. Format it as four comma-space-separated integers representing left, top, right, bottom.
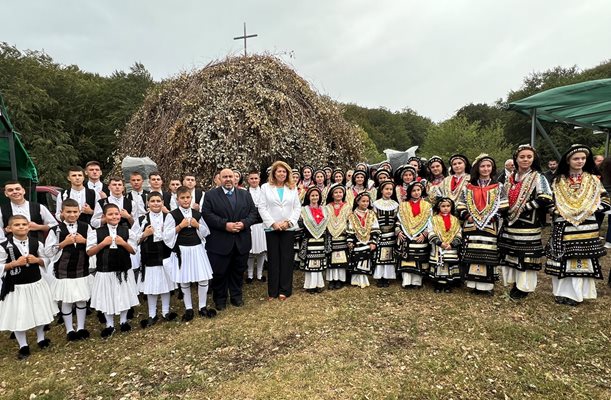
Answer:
7, 131, 18, 180
606, 131, 610, 158
534, 120, 562, 160
531, 109, 537, 147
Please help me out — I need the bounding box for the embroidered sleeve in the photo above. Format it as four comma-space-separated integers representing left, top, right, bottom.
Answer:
369, 216, 380, 245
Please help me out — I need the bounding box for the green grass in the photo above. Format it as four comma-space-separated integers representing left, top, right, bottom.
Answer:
1, 260, 610, 399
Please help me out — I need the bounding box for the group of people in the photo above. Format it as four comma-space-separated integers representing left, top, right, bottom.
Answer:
0, 144, 609, 360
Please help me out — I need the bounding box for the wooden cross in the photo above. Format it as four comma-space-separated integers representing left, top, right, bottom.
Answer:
233, 22, 258, 56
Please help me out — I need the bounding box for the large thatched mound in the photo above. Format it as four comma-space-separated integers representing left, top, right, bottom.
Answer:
113, 55, 363, 187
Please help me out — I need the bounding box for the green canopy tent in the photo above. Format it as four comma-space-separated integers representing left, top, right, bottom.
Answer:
0, 93, 38, 203
507, 78, 611, 158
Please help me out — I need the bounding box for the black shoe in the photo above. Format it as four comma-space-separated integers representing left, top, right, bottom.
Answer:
443, 287, 452, 293
434, 288, 442, 293
245, 278, 253, 284
259, 276, 267, 283
554, 296, 566, 305
230, 298, 244, 307
38, 338, 51, 349
97, 311, 107, 324
126, 307, 135, 320
316, 287, 324, 293
376, 280, 384, 288
328, 281, 335, 290
101, 326, 115, 338
383, 281, 390, 288
306, 288, 317, 294
182, 309, 194, 322
67, 330, 79, 342
140, 317, 158, 329
17, 346, 30, 360
564, 298, 578, 307
215, 303, 227, 311
162, 312, 178, 321
76, 329, 90, 340
120, 322, 132, 332
199, 307, 217, 318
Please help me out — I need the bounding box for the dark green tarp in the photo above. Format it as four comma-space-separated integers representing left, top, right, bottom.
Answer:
0, 93, 38, 182
507, 78, 611, 130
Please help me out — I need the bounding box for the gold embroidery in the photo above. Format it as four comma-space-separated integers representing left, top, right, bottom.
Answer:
348, 210, 377, 243
431, 214, 460, 244
301, 206, 329, 239
325, 203, 351, 238
553, 173, 601, 226
397, 201, 432, 238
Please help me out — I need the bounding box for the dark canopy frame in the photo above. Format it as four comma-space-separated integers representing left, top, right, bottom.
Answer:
507, 78, 611, 158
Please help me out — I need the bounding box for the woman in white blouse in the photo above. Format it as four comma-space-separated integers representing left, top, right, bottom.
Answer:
258, 161, 302, 300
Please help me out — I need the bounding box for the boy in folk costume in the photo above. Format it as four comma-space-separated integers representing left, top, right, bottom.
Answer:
163, 186, 216, 321
246, 171, 267, 283
428, 198, 462, 293
347, 192, 380, 288
298, 187, 329, 293
55, 166, 100, 226
135, 192, 178, 328
396, 181, 432, 289
44, 199, 92, 341
324, 183, 351, 290
87, 204, 139, 338
372, 181, 399, 287
0, 215, 57, 359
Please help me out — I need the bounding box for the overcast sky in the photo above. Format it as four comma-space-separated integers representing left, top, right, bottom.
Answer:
3, 0, 611, 121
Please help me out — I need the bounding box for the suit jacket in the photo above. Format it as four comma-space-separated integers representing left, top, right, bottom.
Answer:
202, 187, 259, 256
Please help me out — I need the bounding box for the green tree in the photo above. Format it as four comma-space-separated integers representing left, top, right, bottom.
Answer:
421, 116, 512, 165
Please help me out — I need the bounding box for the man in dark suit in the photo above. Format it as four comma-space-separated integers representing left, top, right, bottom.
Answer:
202, 168, 259, 310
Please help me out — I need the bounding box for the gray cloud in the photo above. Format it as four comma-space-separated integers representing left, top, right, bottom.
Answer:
3, 0, 611, 121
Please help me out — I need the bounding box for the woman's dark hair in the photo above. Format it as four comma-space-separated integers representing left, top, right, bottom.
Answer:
325, 183, 346, 204
375, 181, 398, 202
600, 157, 611, 190
448, 154, 471, 175
554, 144, 598, 184
407, 181, 427, 199
352, 192, 373, 211
351, 170, 368, 187
512, 144, 542, 175
332, 168, 346, 186
469, 155, 498, 185
303, 187, 323, 207
433, 197, 456, 214
427, 156, 448, 179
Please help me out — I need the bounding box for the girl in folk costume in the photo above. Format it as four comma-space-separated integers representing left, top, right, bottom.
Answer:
428, 198, 462, 293
297, 165, 314, 203
545, 144, 610, 306
372, 181, 399, 287
246, 171, 267, 283
373, 169, 392, 198
394, 165, 418, 202
432, 154, 471, 206
332, 168, 346, 186
87, 204, 140, 338
0, 215, 57, 360
347, 192, 380, 288
292, 169, 306, 271
355, 162, 376, 190
325, 183, 351, 289
44, 199, 92, 341
396, 181, 432, 288
313, 169, 330, 204
457, 154, 508, 295
323, 166, 334, 187
426, 156, 448, 198
345, 169, 354, 189
347, 170, 375, 207
298, 187, 330, 293
135, 192, 177, 328
408, 156, 428, 184
498, 145, 553, 301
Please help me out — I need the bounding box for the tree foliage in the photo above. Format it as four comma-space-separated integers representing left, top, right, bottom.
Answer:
0, 43, 154, 185
421, 116, 513, 165
343, 104, 433, 157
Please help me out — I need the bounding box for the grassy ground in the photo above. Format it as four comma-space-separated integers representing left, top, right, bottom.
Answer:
1, 261, 610, 399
